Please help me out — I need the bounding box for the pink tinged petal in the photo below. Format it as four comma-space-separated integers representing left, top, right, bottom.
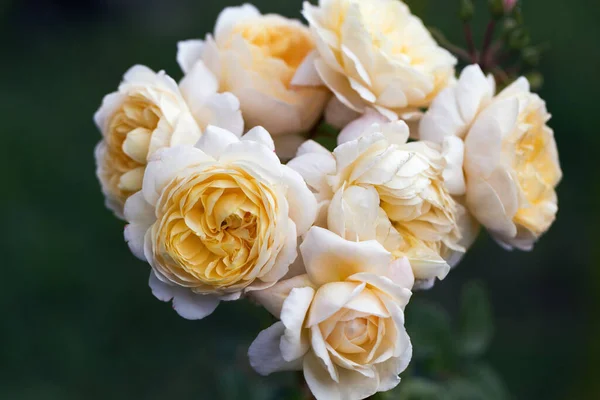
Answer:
249, 322, 303, 376
292, 51, 324, 87
195, 125, 240, 159
250, 274, 315, 318
325, 97, 361, 129
282, 166, 319, 235
303, 351, 341, 400
214, 4, 261, 43
441, 135, 466, 196
143, 146, 214, 206
148, 272, 220, 320
300, 227, 392, 286
179, 60, 219, 105
315, 58, 366, 113
307, 282, 366, 327
280, 287, 316, 362
243, 126, 275, 151
337, 109, 389, 145
124, 192, 156, 261
177, 39, 204, 74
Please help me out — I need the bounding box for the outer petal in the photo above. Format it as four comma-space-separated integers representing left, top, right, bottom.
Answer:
304, 351, 341, 400
214, 4, 261, 43
243, 126, 275, 151
177, 39, 204, 74
149, 272, 220, 320
282, 166, 319, 235
337, 109, 389, 145
249, 322, 303, 376
251, 274, 315, 318
300, 227, 391, 286
441, 135, 466, 196
194, 92, 244, 136
123, 191, 156, 260
325, 96, 361, 129
195, 125, 240, 159
280, 287, 316, 362
179, 60, 219, 106
292, 50, 324, 86
143, 146, 214, 206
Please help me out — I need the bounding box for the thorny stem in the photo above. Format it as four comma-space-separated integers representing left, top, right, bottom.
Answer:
463, 22, 478, 63
480, 20, 497, 70
429, 27, 472, 63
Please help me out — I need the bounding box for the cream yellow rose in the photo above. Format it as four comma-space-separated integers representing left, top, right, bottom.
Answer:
288, 117, 464, 286
177, 4, 329, 139
249, 227, 414, 400
123, 125, 317, 319
296, 0, 456, 121
420, 65, 562, 250
94, 64, 243, 218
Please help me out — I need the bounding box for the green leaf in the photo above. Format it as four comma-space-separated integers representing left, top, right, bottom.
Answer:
405, 300, 455, 367
446, 378, 488, 400
394, 378, 445, 400
465, 363, 511, 400
458, 281, 494, 358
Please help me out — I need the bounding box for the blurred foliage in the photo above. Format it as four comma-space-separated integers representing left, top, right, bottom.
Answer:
370, 282, 508, 400
0, 0, 599, 399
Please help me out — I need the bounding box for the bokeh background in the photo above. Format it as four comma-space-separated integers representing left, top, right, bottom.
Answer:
1, 0, 597, 398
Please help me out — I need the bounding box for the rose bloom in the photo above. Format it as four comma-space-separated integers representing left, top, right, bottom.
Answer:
94, 64, 243, 218
123, 125, 317, 319
249, 227, 413, 400
420, 65, 562, 250
177, 4, 329, 138
296, 0, 456, 121
288, 116, 464, 286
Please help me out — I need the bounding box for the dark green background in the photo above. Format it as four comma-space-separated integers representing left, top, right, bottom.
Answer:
1, 0, 597, 398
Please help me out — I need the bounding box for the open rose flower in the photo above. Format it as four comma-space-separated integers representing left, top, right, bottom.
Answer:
249, 227, 413, 400
94, 64, 243, 218
177, 4, 329, 141
123, 125, 317, 320
296, 0, 456, 121
420, 65, 562, 250
288, 117, 463, 286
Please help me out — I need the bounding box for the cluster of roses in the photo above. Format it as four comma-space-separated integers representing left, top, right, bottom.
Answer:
94, 1, 561, 399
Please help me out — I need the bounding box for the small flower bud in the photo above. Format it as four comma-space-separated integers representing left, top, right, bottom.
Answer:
504, 0, 518, 13
460, 0, 475, 22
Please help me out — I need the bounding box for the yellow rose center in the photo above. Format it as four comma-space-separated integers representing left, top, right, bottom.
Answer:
153, 166, 281, 291
318, 294, 395, 365
510, 98, 560, 234
234, 19, 314, 70
104, 95, 161, 202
